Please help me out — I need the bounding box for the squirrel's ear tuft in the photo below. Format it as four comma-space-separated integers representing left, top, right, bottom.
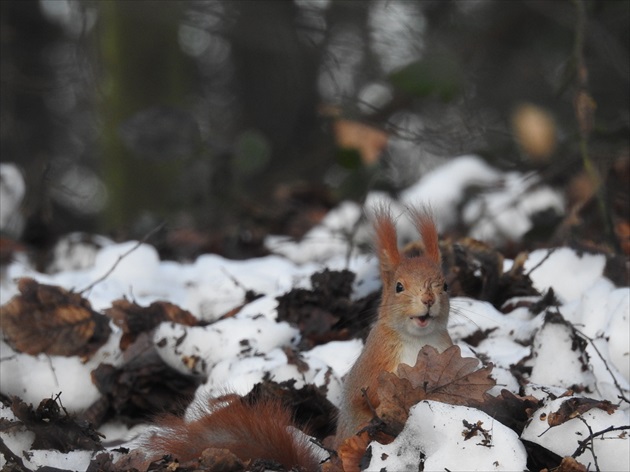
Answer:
371, 204, 400, 282
408, 205, 440, 265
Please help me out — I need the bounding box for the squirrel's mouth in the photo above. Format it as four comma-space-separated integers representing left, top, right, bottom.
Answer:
411, 314, 431, 327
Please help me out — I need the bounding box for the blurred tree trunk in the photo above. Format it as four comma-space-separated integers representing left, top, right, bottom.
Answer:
97, 0, 192, 232
228, 0, 331, 198
0, 0, 60, 246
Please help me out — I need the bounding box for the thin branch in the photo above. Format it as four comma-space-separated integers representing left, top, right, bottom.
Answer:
220, 266, 251, 294
572, 423, 630, 459
574, 415, 599, 471
78, 221, 166, 295
574, 328, 630, 405
46, 355, 59, 389
525, 248, 558, 277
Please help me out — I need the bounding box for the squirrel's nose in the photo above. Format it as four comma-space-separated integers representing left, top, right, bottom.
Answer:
422, 293, 434, 307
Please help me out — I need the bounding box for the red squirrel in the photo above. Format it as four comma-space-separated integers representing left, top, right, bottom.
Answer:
128, 205, 450, 469
334, 205, 453, 446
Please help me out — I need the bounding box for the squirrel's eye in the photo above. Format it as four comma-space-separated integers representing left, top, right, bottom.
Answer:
395, 282, 404, 293
443, 282, 449, 292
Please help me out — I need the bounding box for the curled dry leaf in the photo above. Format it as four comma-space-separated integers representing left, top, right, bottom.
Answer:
547, 397, 617, 427
105, 298, 198, 350
88, 344, 200, 426
338, 431, 372, 472
541, 456, 588, 472
0, 278, 111, 358
276, 269, 378, 348
376, 345, 495, 434
462, 419, 493, 447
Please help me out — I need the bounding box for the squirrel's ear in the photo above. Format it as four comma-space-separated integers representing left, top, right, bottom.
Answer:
409, 205, 440, 265
372, 205, 400, 281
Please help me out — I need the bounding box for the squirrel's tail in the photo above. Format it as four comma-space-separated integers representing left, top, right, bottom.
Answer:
143, 397, 322, 470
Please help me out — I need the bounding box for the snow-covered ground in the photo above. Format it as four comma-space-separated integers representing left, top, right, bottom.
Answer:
1, 155, 628, 471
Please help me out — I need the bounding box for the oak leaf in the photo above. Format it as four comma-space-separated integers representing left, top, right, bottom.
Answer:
376, 345, 495, 433
0, 278, 111, 358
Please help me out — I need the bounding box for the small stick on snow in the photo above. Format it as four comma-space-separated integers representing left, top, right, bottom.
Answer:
571, 423, 630, 461
574, 328, 630, 405
79, 221, 166, 295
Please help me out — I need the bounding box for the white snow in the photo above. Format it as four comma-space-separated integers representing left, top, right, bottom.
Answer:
525, 247, 607, 303
0, 163, 26, 237
153, 317, 300, 376
368, 400, 528, 471
528, 318, 598, 390
522, 396, 630, 471
1, 154, 628, 471
399, 155, 502, 230
463, 172, 564, 244
0, 328, 124, 411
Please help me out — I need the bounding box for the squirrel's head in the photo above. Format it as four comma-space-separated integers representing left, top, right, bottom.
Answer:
372, 205, 450, 339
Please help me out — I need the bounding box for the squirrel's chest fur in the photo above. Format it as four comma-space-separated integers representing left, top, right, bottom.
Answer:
396, 331, 453, 367
398, 340, 423, 367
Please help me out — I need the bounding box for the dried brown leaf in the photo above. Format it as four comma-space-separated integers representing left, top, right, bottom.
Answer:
275, 269, 376, 349
376, 345, 495, 434
542, 456, 588, 472
89, 345, 200, 425
337, 431, 371, 472
10, 396, 103, 452
198, 447, 245, 471
374, 374, 423, 432
547, 397, 617, 427
511, 103, 557, 161
398, 345, 494, 403
477, 389, 542, 435
333, 119, 388, 165
0, 278, 111, 358
105, 299, 197, 350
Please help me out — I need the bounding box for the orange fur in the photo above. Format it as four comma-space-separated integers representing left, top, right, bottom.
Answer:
372, 206, 400, 286
409, 205, 440, 265
144, 398, 320, 470
335, 205, 452, 447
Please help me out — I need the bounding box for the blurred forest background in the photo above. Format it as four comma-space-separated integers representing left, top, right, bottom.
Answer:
1, 0, 628, 262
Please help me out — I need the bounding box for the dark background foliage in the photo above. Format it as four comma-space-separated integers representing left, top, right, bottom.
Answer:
1, 0, 628, 259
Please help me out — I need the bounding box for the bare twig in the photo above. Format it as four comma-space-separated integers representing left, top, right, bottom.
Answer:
572, 423, 630, 460
220, 267, 254, 295
574, 415, 599, 471
46, 355, 59, 389
574, 328, 630, 405
525, 248, 557, 277
79, 221, 166, 295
